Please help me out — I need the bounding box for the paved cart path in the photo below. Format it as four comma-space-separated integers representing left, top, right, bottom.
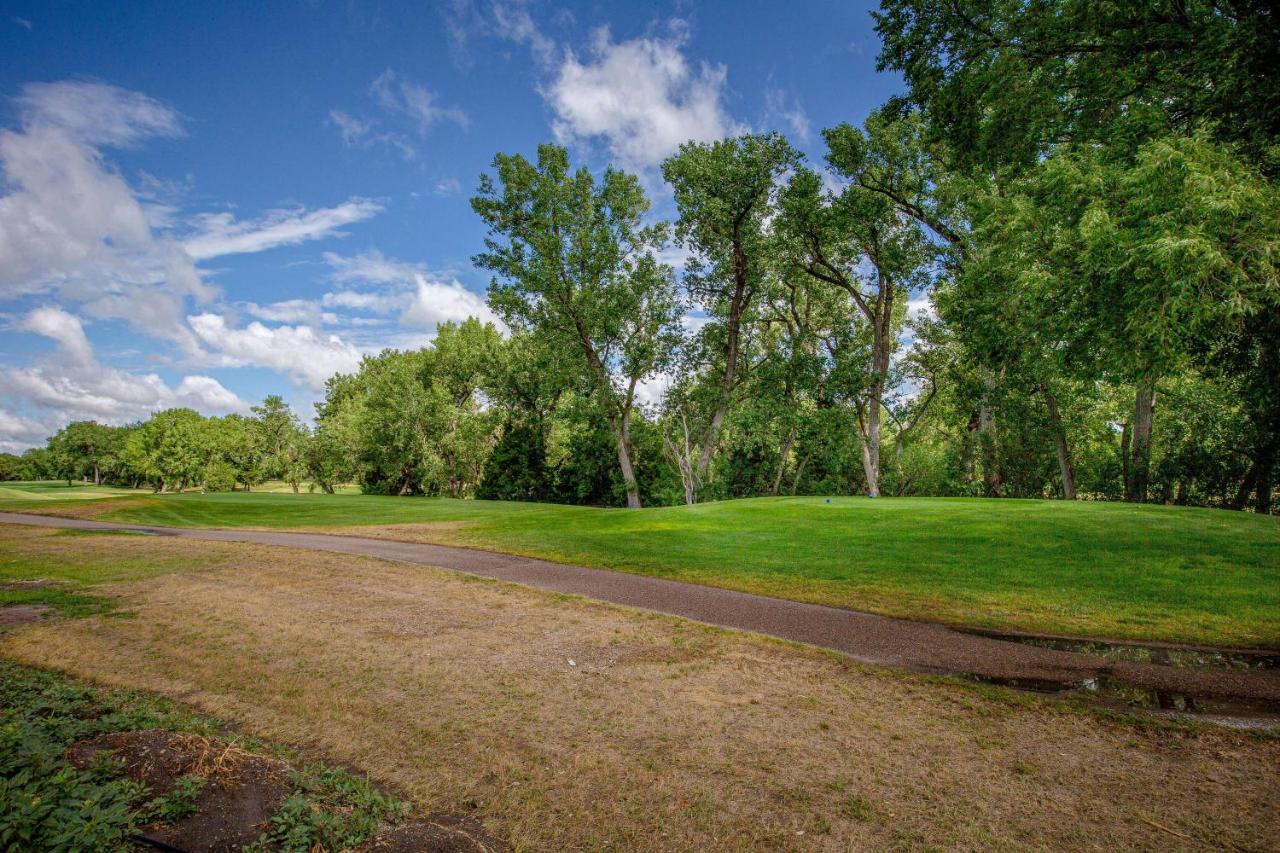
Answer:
2, 510, 1277, 707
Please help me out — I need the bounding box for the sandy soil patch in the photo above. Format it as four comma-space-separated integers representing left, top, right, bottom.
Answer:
1, 528, 1276, 851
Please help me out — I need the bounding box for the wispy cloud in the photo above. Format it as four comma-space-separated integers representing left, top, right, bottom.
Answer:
181, 199, 382, 260
370, 69, 469, 134
763, 86, 811, 143
0, 80, 212, 349
329, 109, 416, 160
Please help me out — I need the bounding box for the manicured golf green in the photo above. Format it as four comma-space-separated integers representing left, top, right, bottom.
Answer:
2, 483, 1276, 647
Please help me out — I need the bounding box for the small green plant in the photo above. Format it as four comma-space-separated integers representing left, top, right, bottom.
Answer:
0, 662, 216, 850
255, 763, 406, 852
841, 795, 873, 822
146, 774, 207, 824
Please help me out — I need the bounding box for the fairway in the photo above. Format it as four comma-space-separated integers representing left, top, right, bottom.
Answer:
5, 483, 1276, 647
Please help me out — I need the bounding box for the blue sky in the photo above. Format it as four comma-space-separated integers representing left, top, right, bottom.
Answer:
0, 0, 900, 451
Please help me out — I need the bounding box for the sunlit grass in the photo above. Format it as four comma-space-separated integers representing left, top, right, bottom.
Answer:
1, 483, 1275, 646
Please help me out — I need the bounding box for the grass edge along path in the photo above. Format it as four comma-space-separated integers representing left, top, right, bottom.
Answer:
3, 483, 1277, 648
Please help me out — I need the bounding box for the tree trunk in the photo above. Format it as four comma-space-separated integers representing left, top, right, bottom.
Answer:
1042, 388, 1076, 500
1255, 439, 1276, 514
859, 403, 882, 498
696, 224, 750, 483
1126, 379, 1156, 503
610, 408, 642, 509
291, 482, 299, 494
1233, 461, 1258, 510
1120, 421, 1132, 499
772, 427, 795, 496
977, 405, 1001, 496
663, 415, 699, 506
1258, 460, 1273, 514
791, 454, 809, 495
93, 465, 100, 486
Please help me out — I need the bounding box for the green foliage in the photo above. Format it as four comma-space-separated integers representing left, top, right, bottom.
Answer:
0, 662, 405, 853
312, 320, 503, 497
47, 421, 121, 485
0, 662, 214, 851
874, 0, 1280, 173
144, 774, 206, 824
0, 454, 25, 482
472, 143, 681, 507
477, 417, 551, 501
254, 764, 405, 853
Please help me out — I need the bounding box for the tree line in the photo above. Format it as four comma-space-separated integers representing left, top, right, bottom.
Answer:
4, 1, 1276, 512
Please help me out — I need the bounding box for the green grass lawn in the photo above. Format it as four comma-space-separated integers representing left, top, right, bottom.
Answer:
2, 482, 1277, 647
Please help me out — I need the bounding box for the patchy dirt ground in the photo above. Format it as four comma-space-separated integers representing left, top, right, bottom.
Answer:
67, 729, 293, 851
61, 727, 500, 852
2, 524, 1277, 851
0, 602, 52, 624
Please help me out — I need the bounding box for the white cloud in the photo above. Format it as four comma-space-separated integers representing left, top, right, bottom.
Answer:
0, 81, 212, 348
243, 299, 337, 326
15, 80, 183, 147
763, 86, 810, 142
402, 275, 499, 328
370, 70, 469, 134
0, 410, 51, 453
544, 25, 742, 170
906, 295, 936, 321
329, 109, 372, 146
321, 249, 504, 331
328, 108, 416, 161
0, 306, 246, 437
492, 1, 557, 67
433, 177, 462, 196
182, 199, 382, 260
633, 371, 672, 408
20, 304, 95, 365
324, 248, 422, 285
187, 312, 364, 390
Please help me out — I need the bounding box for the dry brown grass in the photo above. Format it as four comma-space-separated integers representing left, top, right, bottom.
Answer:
1, 524, 1276, 851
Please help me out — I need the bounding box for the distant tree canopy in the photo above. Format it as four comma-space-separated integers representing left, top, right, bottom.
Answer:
15, 2, 1278, 512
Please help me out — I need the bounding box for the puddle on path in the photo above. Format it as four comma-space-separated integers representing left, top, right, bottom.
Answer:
957, 628, 1279, 672
955, 630, 1280, 728
967, 672, 1280, 730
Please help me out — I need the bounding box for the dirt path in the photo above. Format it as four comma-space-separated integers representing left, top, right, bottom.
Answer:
2, 510, 1276, 709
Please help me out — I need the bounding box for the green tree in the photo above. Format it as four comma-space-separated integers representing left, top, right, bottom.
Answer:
955, 133, 1280, 501
122, 409, 209, 492
661, 133, 802, 491
781, 131, 934, 497
874, 0, 1280, 174
0, 452, 23, 481
47, 421, 118, 485
473, 143, 680, 508
252, 395, 308, 492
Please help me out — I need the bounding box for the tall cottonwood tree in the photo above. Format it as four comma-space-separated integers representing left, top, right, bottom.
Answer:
876, 0, 1280, 505
662, 133, 801, 491
472, 143, 680, 509
959, 134, 1280, 501
781, 142, 932, 498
